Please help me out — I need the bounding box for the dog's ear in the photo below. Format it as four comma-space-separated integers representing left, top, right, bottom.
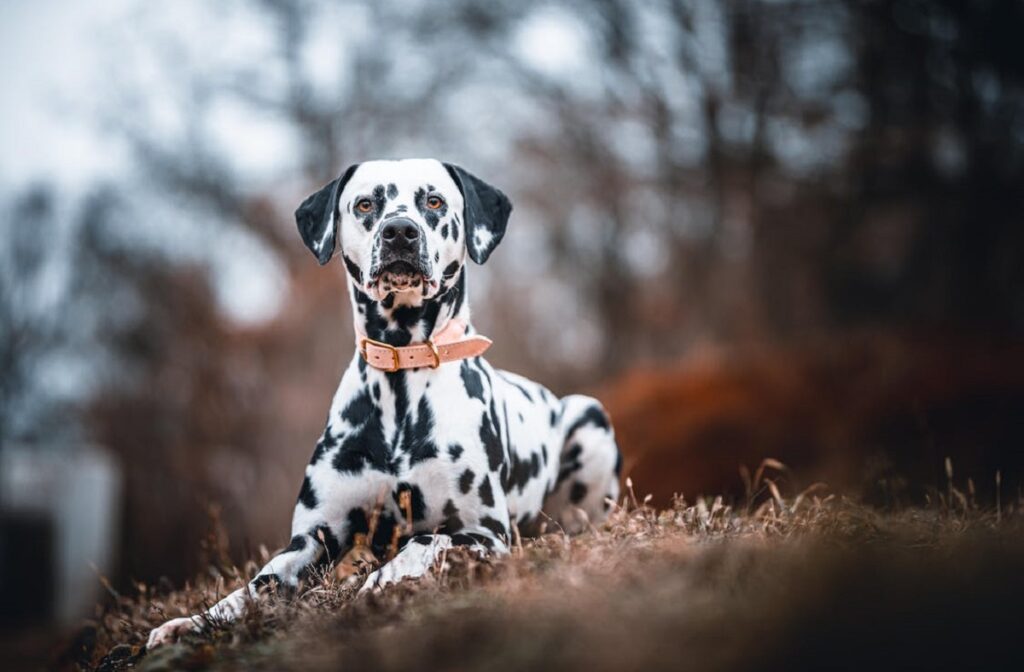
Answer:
295, 163, 359, 265
444, 163, 512, 265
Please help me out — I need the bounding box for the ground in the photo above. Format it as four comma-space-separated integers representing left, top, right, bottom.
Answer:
59, 468, 1024, 671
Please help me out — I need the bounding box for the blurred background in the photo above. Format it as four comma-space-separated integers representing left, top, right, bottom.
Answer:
1, 0, 1023, 630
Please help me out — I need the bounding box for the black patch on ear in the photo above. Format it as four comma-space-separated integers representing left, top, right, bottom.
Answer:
443, 163, 512, 264
295, 163, 359, 265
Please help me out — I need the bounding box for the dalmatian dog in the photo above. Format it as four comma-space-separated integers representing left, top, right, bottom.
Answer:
147, 158, 621, 648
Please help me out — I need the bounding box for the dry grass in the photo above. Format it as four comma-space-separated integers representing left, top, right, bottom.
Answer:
58, 466, 1024, 672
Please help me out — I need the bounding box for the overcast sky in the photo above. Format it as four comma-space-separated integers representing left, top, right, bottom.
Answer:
0, 0, 139, 189
0, 0, 597, 326
0, 0, 588, 192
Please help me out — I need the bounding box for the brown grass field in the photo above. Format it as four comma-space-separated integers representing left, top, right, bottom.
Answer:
55, 464, 1024, 672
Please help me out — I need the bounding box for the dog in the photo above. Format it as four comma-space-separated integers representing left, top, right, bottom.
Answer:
147, 158, 621, 648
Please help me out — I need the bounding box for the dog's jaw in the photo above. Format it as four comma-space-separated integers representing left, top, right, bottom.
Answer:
365, 266, 442, 303
350, 265, 469, 346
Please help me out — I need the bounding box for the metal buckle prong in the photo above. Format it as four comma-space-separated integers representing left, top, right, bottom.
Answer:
426, 339, 441, 369
359, 337, 400, 372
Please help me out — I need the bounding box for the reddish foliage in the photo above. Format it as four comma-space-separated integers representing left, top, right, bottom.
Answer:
602, 334, 1024, 506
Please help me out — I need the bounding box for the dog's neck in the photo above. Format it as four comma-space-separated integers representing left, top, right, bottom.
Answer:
348, 267, 470, 348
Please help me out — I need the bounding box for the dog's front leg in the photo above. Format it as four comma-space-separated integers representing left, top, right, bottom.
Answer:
359, 525, 510, 594
146, 526, 329, 649
358, 533, 453, 593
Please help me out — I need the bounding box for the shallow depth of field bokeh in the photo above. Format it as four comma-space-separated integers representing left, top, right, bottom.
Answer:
1, 0, 1023, 662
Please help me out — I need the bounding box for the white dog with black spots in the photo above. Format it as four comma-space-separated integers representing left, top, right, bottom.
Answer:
148, 159, 621, 648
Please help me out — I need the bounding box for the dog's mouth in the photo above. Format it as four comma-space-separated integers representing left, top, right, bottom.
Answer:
372, 260, 432, 294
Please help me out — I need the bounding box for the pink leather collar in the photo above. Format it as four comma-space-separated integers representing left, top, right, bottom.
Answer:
357, 319, 491, 372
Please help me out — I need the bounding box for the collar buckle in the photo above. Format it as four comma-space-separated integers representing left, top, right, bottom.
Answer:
359, 337, 400, 372
426, 339, 441, 369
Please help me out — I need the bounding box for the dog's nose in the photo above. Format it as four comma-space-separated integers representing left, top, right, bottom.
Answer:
380, 219, 420, 246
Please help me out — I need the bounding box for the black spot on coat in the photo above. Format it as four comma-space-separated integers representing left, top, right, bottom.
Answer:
480, 516, 507, 541
251, 573, 283, 593
478, 475, 495, 507
451, 532, 493, 549
459, 468, 475, 494
441, 499, 464, 533
403, 396, 439, 465
557, 443, 584, 485
461, 360, 485, 402
284, 535, 307, 553
297, 476, 318, 509
333, 389, 395, 474
448, 443, 464, 461
442, 260, 460, 280
310, 524, 341, 560
342, 254, 363, 284
311, 427, 339, 465
565, 405, 611, 438
479, 409, 504, 472
506, 451, 541, 493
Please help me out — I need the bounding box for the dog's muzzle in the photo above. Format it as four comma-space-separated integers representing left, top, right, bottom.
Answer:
373, 218, 429, 292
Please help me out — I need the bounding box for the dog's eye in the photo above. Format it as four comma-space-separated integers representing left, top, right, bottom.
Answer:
426, 195, 445, 210
355, 198, 374, 214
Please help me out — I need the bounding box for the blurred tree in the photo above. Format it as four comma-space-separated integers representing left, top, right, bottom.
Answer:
0, 188, 67, 447
8, 0, 1014, 582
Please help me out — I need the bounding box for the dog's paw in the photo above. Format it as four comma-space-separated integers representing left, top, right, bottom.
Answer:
146, 616, 200, 650
358, 535, 452, 595
358, 568, 384, 595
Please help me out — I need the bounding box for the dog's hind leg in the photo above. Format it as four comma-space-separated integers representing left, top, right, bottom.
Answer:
542, 395, 622, 534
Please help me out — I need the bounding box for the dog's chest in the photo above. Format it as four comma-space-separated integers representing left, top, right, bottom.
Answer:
314, 354, 566, 540
341, 364, 496, 510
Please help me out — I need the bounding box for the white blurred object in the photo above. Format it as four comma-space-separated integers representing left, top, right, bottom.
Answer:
0, 445, 122, 624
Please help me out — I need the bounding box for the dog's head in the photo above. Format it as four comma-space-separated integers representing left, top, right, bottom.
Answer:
295, 159, 511, 302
